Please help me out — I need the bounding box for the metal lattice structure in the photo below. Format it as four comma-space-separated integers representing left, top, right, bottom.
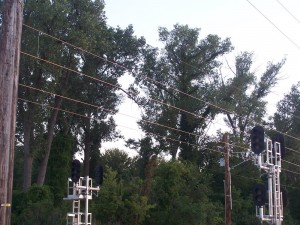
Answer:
64, 176, 100, 225
254, 138, 283, 225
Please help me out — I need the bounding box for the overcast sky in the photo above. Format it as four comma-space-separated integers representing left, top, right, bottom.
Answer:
102, 0, 300, 154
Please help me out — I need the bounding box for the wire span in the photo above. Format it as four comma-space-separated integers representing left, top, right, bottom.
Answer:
22, 24, 300, 148
18, 96, 300, 179
276, 0, 300, 25
17, 97, 225, 156
19, 83, 249, 151
246, 0, 300, 50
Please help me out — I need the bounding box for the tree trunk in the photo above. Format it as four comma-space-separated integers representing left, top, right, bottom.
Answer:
22, 113, 34, 191
0, 1, 23, 224
36, 96, 62, 185
83, 118, 92, 177
84, 141, 91, 177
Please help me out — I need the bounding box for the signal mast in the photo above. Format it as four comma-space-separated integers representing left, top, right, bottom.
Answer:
251, 126, 285, 225
63, 160, 103, 225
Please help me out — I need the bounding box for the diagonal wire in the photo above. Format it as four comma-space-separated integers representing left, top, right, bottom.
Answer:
282, 159, 300, 168
276, 0, 300, 25
246, 0, 300, 50
18, 97, 300, 177
19, 83, 249, 151
22, 24, 300, 149
17, 97, 226, 156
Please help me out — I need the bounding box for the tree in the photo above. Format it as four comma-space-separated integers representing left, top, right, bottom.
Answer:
18, 0, 84, 189
220, 52, 285, 146
91, 167, 154, 225
98, 148, 137, 180
17, 0, 145, 189
67, 23, 145, 176
273, 82, 300, 176
11, 185, 65, 225
132, 24, 232, 162
274, 81, 300, 135
45, 134, 73, 205
145, 161, 223, 225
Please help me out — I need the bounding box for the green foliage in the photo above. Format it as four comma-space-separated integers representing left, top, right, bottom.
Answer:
15, 202, 64, 225
12, 185, 65, 225
132, 24, 232, 162
220, 52, 285, 142
145, 161, 223, 225
98, 148, 138, 180
288, 181, 300, 221
13, 146, 24, 189
91, 167, 154, 225
10, 0, 300, 224
273, 82, 300, 224
45, 134, 74, 205
27, 184, 54, 204
92, 168, 123, 223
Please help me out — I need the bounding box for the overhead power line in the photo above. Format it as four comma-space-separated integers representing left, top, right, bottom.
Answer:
286, 147, 300, 154
22, 24, 300, 149
205, 168, 300, 190
21, 50, 300, 154
20, 82, 300, 156
19, 83, 249, 151
276, 0, 300, 25
17, 97, 300, 179
22, 24, 233, 114
20, 51, 232, 130
17, 97, 225, 156
282, 168, 300, 176
282, 159, 300, 168
246, 0, 300, 50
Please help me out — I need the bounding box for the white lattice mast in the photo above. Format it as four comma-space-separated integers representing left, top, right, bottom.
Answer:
251, 126, 285, 225
63, 160, 103, 225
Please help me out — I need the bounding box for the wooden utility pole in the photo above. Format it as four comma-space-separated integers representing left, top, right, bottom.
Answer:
224, 133, 232, 225
0, 1, 23, 224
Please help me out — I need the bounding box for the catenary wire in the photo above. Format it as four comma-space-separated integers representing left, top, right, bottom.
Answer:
21, 51, 300, 154
19, 83, 206, 138
282, 168, 300, 176
276, 0, 300, 25
286, 147, 300, 154
18, 96, 300, 179
20, 51, 229, 129
22, 24, 300, 128
19, 83, 249, 152
22, 25, 300, 149
22, 25, 295, 130
282, 159, 300, 168
246, 0, 300, 50
22, 24, 234, 114
204, 168, 300, 190
17, 97, 226, 156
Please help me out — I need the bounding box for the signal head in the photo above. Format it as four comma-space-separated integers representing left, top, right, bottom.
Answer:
251, 126, 265, 154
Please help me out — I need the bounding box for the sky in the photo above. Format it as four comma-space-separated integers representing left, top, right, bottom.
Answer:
101, 0, 300, 154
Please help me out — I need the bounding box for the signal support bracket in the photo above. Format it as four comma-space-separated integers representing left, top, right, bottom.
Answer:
254, 138, 283, 225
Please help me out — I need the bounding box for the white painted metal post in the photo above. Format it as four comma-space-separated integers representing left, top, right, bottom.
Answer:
259, 207, 264, 221
85, 176, 89, 225
268, 173, 273, 219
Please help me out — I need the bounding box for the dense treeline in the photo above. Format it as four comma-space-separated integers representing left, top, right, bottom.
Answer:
0, 0, 299, 224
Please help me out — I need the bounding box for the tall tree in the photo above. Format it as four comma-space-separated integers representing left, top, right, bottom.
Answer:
273, 82, 300, 182
220, 52, 285, 145
17, 0, 146, 188
18, 0, 82, 189
132, 24, 232, 162
67, 23, 145, 176
145, 161, 223, 225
